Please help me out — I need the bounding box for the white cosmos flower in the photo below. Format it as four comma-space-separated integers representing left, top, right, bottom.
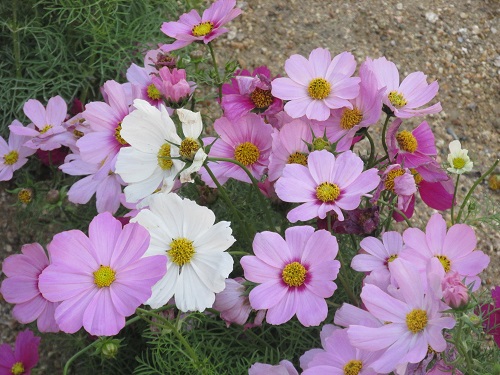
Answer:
115, 99, 185, 203
447, 140, 473, 175
132, 192, 235, 311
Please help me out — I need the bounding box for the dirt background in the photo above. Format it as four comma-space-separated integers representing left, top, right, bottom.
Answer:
1, 0, 499, 372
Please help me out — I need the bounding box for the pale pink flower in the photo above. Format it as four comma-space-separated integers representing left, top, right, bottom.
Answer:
248, 360, 298, 375
127, 63, 164, 108
373, 164, 417, 213
275, 150, 380, 222
0, 120, 36, 181
160, 0, 242, 52
272, 49, 360, 121
0, 330, 40, 375
241, 226, 340, 326
0, 243, 59, 332
300, 324, 339, 370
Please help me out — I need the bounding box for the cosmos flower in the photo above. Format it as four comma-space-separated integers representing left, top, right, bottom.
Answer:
447, 140, 473, 174
248, 360, 298, 375
0, 330, 40, 375
0, 120, 36, 181
272, 48, 360, 121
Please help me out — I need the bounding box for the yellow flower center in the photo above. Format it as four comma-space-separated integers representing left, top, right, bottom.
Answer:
93, 266, 116, 288
282, 262, 307, 287
316, 182, 341, 202
73, 129, 84, 139
307, 78, 331, 100
312, 138, 330, 151
40, 124, 52, 134
384, 168, 405, 192
343, 360, 363, 375
396, 130, 418, 153
410, 168, 423, 185
17, 188, 33, 204
147, 84, 162, 100
234, 142, 260, 166
387, 254, 398, 263
388, 91, 408, 108
489, 174, 500, 191
114, 123, 128, 145
452, 157, 466, 169
157, 143, 173, 170
3, 150, 19, 165
169, 238, 195, 266
435, 255, 451, 273
11, 362, 25, 375
340, 108, 363, 130
192, 21, 214, 37
250, 88, 274, 109
179, 138, 200, 160
406, 309, 428, 333
287, 152, 308, 166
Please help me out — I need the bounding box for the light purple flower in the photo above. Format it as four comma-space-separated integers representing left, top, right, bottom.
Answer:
241, 226, 340, 326
248, 360, 298, 375
0, 330, 40, 375
160, 0, 242, 52
275, 150, 380, 222
0, 243, 59, 332
38, 212, 166, 336
0, 120, 36, 181
272, 49, 360, 121
213, 278, 253, 326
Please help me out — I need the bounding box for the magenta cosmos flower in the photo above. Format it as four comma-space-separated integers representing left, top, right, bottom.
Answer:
160, 0, 242, 52
0, 330, 40, 375
480, 286, 500, 348
241, 226, 340, 326
201, 113, 273, 187
348, 259, 456, 373
387, 119, 437, 168
402, 213, 489, 292
367, 57, 441, 118
272, 49, 360, 121
0, 120, 36, 181
0, 243, 59, 333
38, 212, 166, 336
275, 150, 380, 222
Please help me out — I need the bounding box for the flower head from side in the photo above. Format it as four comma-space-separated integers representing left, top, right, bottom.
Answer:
447, 140, 473, 174
0, 330, 40, 375
1, 120, 37, 181
241, 226, 340, 327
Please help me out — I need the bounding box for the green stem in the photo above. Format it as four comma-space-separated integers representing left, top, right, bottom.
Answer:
450, 174, 460, 225
456, 159, 498, 223
377, 199, 412, 227
383, 194, 397, 232
12, 0, 21, 79
380, 114, 391, 161
369, 155, 388, 169
365, 130, 376, 167
63, 341, 99, 375
207, 42, 222, 102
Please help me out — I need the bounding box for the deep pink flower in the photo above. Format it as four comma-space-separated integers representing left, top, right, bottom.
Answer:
387, 119, 437, 168
38, 212, 166, 336
272, 49, 360, 121
241, 226, 340, 326
480, 286, 500, 348
367, 57, 441, 118
0, 120, 36, 181
402, 213, 489, 291
441, 271, 469, 309
0, 243, 59, 332
201, 114, 273, 187
248, 360, 298, 375
160, 0, 242, 52
275, 150, 380, 222
0, 330, 40, 375
151, 67, 195, 105
221, 66, 283, 120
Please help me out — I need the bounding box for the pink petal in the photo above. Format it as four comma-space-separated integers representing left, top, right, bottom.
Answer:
253, 231, 291, 266
54, 288, 98, 333
361, 284, 407, 323
425, 214, 447, 254
452, 250, 489, 277
23, 99, 46, 128
266, 288, 298, 325
83, 288, 125, 336
249, 281, 287, 310
295, 291, 328, 326
11, 295, 46, 323
46, 96, 67, 126
308, 48, 331, 77
272, 77, 308, 101
305, 99, 331, 121
287, 202, 321, 223
442, 224, 476, 260
241, 255, 281, 283
88, 212, 122, 265
284, 54, 314, 85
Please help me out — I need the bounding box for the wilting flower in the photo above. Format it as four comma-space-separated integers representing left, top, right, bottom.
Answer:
132, 192, 235, 312
272, 48, 360, 121
330, 206, 380, 235
447, 140, 473, 174
0, 243, 59, 332
213, 278, 253, 326
0, 330, 40, 375
248, 360, 298, 375
39, 213, 166, 336
441, 271, 469, 309
160, 0, 242, 52
0, 120, 36, 181
241, 226, 340, 326
275, 150, 380, 222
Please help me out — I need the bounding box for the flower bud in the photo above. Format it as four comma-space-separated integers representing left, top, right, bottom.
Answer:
441, 271, 469, 309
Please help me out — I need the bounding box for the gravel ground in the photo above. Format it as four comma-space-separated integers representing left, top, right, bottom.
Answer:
0, 0, 499, 372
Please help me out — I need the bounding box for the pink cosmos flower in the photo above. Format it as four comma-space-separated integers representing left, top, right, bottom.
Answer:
127, 63, 164, 108
0, 120, 36, 181
348, 259, 456, 373
221, 66, 283, 120
334, 303, 383, 329
248, 360, 298, 375
241, 226, 340, 326
441, 271, 469, 309
38, 212, 166, 336
275, 150, 380, 222
151, 67, 195, 106
144, 48, 177, 72
160, 0, 242, 52
0, 330, 40, 375
374, 164, 417, 214
272, 49, 360, 121
201, 114, 273, 187
387, 119, 437, 168
367, 57, 442, 118
0, 243, 59, 332
402, 213, 489, 291
9, 96, 68, 151
300, 324, 339, 370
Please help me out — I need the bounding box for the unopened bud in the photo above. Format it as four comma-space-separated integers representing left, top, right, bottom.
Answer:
312, 138, 330, 151
442, 271, 469, 309
46, 189, 60, 204
102, 342, 119, 359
